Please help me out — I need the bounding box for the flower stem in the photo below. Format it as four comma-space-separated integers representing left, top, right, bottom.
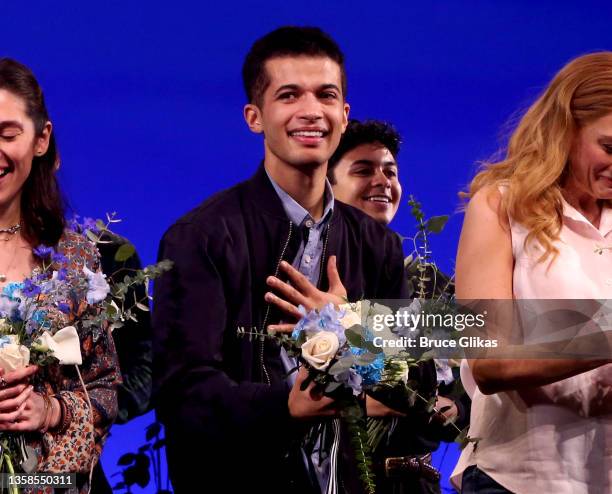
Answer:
5, 454, 18, 494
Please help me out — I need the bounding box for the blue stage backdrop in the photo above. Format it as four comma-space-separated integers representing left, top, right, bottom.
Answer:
3, 1, 611, 492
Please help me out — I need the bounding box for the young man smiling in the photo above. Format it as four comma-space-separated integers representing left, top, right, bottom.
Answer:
153, 28, 408, 493
327, 120, 403, 225
327, 119, 469, 494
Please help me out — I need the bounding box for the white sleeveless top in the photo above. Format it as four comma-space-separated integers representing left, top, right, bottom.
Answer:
451, 198, 612, 493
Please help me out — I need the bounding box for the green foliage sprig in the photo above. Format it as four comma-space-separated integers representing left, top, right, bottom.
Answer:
77, 214, 173, 332
367, 196, 480, 455
404, 195, 454, 300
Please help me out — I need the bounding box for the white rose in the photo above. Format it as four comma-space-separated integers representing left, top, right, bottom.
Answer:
301, 331, 340, 370
339, 302, 362, 330
0, 335, 30, 372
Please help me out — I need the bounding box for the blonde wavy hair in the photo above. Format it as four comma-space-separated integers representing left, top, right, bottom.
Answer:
466, 51, 612, 262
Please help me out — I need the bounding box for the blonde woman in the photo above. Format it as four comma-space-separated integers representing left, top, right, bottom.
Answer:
451, 52, 612, 493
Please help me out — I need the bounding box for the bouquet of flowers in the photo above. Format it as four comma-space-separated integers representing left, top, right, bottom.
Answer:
242, 197, 477, 493
0, 214, 171, 491
239, 300, 446, 494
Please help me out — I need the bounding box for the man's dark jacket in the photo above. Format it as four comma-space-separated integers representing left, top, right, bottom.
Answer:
153, 166, 407, 493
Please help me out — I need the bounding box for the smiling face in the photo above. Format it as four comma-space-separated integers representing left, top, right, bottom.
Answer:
565, 112, 612, 202
331, 142, 402, 224
244, 56, 349, 172
0, 89, 50, 215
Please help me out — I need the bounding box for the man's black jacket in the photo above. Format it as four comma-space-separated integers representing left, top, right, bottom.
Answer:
152, 166, 407, 493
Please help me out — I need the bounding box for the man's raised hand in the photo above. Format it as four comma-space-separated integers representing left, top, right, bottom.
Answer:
265, 255, 347, 333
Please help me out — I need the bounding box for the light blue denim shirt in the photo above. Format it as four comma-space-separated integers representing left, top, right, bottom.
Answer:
266, 169, 335, 493
266, 169, 334, 286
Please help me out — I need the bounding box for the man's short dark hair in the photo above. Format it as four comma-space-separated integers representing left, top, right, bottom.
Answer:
327, 119, 402, 184
242, 26, 347, 107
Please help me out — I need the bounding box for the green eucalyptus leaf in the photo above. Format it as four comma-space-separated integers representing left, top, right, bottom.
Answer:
328, 356, 354, 375
85, 230, 99, 243
354, 352, 378, 366
364, 341, 383, 355
345, 326, 365, 347
345, 326, 383, 354
115, 243, 136, 262
425, 215, 449, 234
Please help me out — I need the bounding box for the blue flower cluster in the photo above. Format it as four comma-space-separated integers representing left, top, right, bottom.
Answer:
22, 278, 41, 297
0, 246, 76, 338
0, 282, 50, 334
292, 303, 347, 346
290, 304, 389, 395
351, 346, 385, 385
26, 309, 51, 335
350, 327, 385, 385
33, 244, 68, 264
0, 282, 25, 321
67, 215, 100, 234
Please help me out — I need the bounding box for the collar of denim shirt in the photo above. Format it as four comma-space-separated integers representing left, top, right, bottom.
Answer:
265, 169, 334, 229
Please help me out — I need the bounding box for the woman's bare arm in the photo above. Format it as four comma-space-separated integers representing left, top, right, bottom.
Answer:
458, 186, 608, 394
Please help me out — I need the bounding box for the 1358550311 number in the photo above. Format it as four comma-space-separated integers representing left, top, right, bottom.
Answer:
3, 473, 76, 488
